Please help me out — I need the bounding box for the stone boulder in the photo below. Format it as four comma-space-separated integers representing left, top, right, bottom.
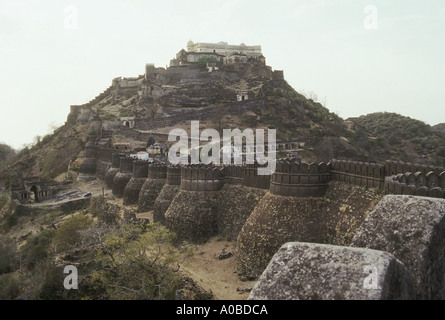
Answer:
351, 195, 445, 299
248, 242, 414, 300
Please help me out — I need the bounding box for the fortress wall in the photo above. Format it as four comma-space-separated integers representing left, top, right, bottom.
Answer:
123, 160, 149, 206
153, 185, 180, 225
104, 153, 125, 188
224, 165, 245, 185
217, 183, 267, 241
95, 148, 114, 179
244, 163, 270, 190
384, 171, 445, 199
180, 164, 225, 192
165, 164, 181, 186
78, 158, 97, 177
384, 160, 444, 176
154, 66, 207, 83
78, 144, 98, 181
331, 159, 445, 191
236, 179, 383, 280
236, 192, 330, 279
137, 163, 167, 212
164, 164, 225, 242
270, 160, 330, 197
68, 85, 113, 123
153, 165, 182, 224
164, 189, 220, 243
111, 156, 134, 198
96, 148, 114, 163
330, 159, 385, 189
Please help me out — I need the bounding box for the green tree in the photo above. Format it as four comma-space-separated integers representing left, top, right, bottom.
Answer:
21, 229, 55, 270
0, 274, 21, 299
88, 222, 192, 300
0, 238, 17, 274
52, 214, 94, 253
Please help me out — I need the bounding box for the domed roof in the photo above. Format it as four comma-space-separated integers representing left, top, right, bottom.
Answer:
187, 40, 194, 47
240, 42, 246, 46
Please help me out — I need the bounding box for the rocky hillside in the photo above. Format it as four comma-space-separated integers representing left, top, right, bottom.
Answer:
348, 112, 445, 166
1, 61, 444, 186
0, 121, 88, 188
432, 123, 445, 134
0, 143, 16, 169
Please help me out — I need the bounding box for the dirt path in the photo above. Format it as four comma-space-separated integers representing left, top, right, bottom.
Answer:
180, 237, 257, 300
135, 213, 257, 300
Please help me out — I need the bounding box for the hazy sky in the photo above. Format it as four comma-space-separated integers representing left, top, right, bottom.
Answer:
1, 0, 444, 150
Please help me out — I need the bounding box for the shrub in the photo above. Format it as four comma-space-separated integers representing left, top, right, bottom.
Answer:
437, 146, 445, 158
2, 213, 18, 232
35, 262, 66, 300
22, 229, 55, 270
0, 274, 21, 300
52, 214, 93, 253
88, 197, 118, 226
0, 194, 8, 209
88, 223, 192, 300
0, 239, 17, 274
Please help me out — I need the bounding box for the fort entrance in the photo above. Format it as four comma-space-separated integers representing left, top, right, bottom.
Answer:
30, 185, 39, 202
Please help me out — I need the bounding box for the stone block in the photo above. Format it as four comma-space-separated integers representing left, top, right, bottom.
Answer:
351, 195, 445, 299
248, 242, 414, 300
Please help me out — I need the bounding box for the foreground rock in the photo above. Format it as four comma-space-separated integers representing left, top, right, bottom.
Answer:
351, 195, 445, 299
248, 242, 414, 300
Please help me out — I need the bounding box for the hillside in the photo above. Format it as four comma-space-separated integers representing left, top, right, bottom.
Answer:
0, 143, 16, 169
2, 78, 444, 186
1, 60, 444, 187
432, 123, 445, 134
0, 121, 88, 188
348, 112, 445, 166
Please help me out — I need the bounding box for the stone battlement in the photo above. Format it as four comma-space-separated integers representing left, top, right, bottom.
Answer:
330, 159, 385, 189
224, 165, 245, 185
384, 171, 445, 198
166, 164, 182, 186
119, 156, 134, 173
384, 160, 444, 176
180, 164, 225, 191
244, 162, 271, 190
147, 163, 167, 179
132, 160, 149, 178
270, 159, 330, 197
330, 159, 445, 192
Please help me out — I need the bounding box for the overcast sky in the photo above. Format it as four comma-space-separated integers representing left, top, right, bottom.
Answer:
1, 0, 444, 150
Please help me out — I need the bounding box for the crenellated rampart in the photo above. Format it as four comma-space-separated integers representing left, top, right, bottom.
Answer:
137, 163, 167, 212
180, 164, 225, 191
123, 160, 149, 206
270, 159, 330, 197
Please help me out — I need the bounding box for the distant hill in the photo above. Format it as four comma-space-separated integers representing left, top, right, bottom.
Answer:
348, 112, 445, 166
432, 123, 445, 134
